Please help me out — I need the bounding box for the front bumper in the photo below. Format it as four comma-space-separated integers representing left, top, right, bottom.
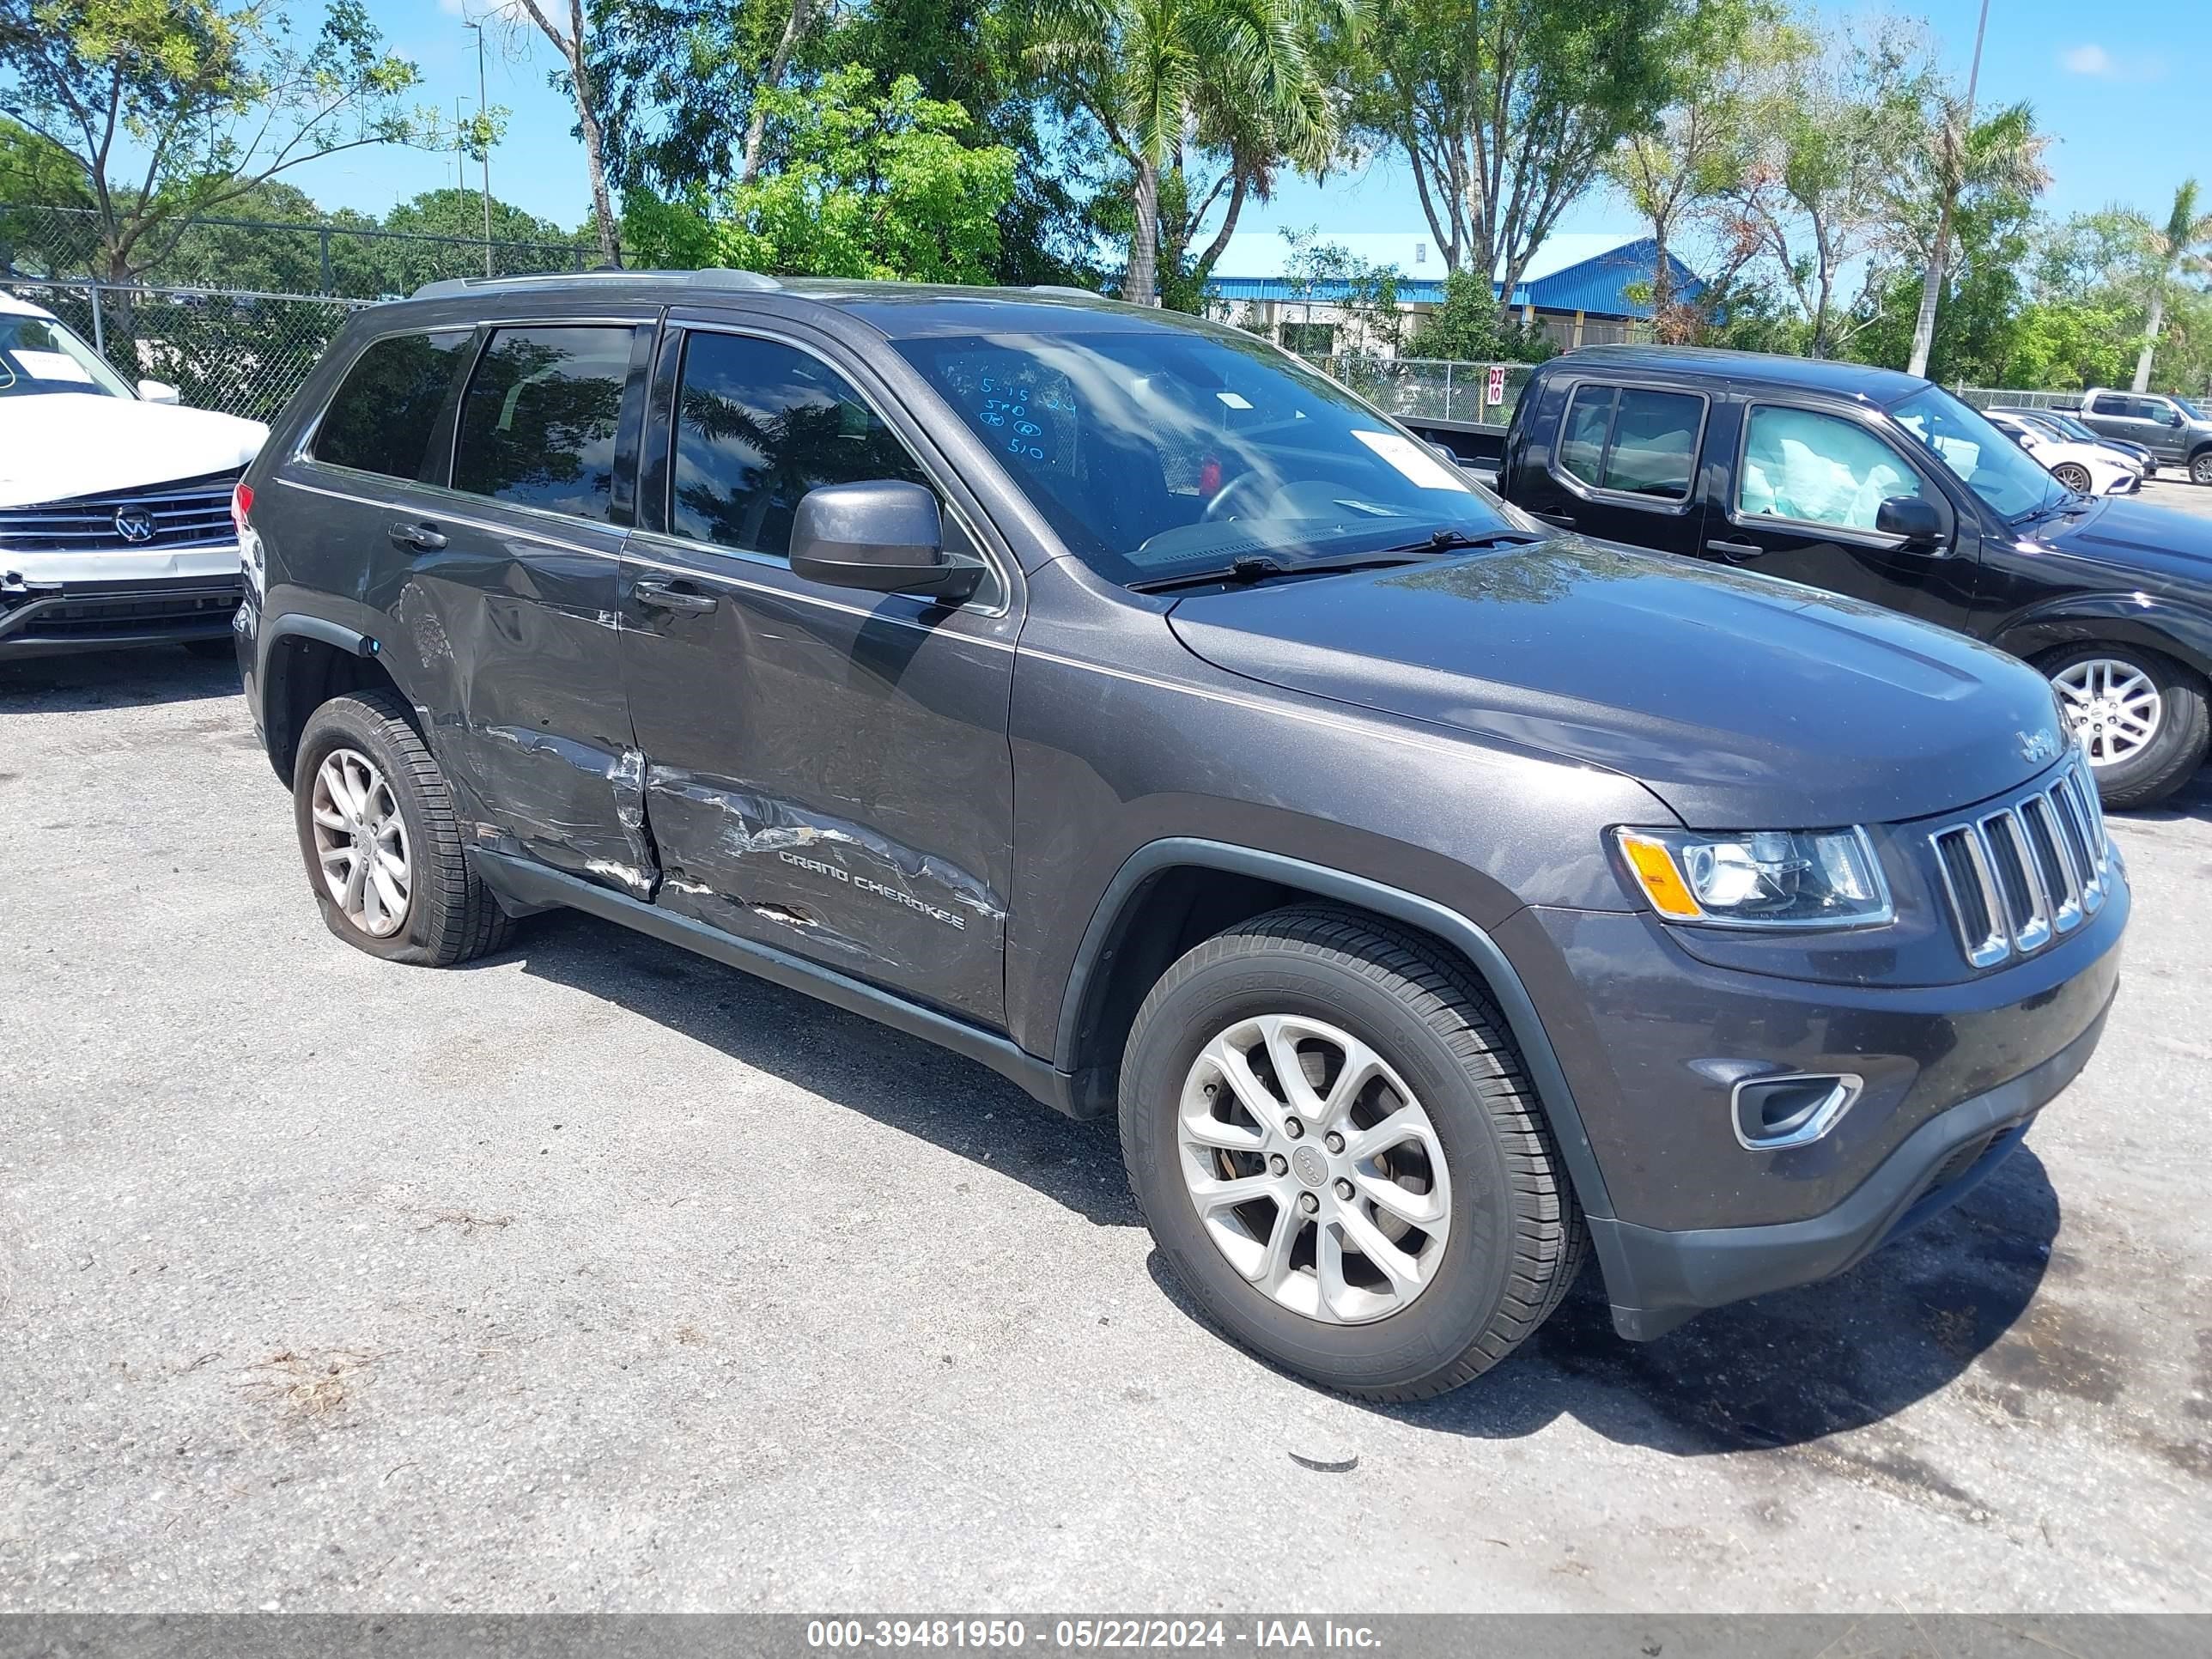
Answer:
1496, 844, 2126, 1340
1594, 1000, 2107, 1339
0, 556, 243, 659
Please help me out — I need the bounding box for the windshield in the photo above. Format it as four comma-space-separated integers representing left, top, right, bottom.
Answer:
2036, 411, 2101, 443
0, 312, 134, 399
893, 325, 1526, 586
1889, 386, 2068, 520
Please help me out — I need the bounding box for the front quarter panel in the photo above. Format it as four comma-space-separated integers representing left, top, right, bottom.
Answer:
1002, 556, 1671, 1055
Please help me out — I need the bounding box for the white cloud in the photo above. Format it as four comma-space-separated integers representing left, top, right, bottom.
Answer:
2060, 42, 2166, 82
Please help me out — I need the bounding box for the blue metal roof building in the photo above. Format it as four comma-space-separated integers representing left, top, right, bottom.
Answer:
1201, 237, 1705, 353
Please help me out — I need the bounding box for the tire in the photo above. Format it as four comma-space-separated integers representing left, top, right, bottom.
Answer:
1119, 906, 1587, 1401
2051, 462, 2092, 494
2042, 641, 2211, 810
182, 637, 235, 660
2191, 450, 2212, 487
292, 690, 515, 966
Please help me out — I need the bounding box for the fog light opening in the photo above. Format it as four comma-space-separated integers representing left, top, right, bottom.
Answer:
1732, 1073, 1863, 1151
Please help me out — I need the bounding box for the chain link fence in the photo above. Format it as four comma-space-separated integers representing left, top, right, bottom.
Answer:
1951, 386, 2089, 412
2, 202, 599, 423
1, 202, 589, 299
4, 277, 371, 424
1319, 356, 1535, 426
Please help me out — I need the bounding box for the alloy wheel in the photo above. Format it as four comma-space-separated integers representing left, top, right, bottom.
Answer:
1177, 1013, 1452, 1325
310, 747, 411, 937
2051, 463, 2091, 493
2053, 657, 2164, 767
2193, 453, 2212, 486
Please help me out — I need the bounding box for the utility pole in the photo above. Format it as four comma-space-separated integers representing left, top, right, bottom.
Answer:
465, 19, 494, 277
1906, 0, 1991, 380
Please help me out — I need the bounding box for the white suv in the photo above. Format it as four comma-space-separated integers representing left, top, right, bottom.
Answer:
0, 290, 267, 660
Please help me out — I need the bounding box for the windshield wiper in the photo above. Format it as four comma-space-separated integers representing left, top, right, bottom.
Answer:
1129, 552, 1418, 593
1370, 526, 1545, 554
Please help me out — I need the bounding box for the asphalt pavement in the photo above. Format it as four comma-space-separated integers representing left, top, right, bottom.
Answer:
3, 562, 2209, 1612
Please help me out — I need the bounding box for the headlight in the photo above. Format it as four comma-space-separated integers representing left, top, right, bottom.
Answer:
1614, 826, 1892, 928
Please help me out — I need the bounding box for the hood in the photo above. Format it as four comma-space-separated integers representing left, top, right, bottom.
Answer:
0, 393, 267, 506
1167, 537, 2067, 828
2030, 495, 2212, 592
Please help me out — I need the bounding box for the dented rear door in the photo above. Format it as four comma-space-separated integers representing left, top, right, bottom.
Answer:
368, 316, 659, 896
620, 317, 1018, 1024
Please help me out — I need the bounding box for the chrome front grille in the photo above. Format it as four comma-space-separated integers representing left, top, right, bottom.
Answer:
1929, 757, 2110, 969
0, 469, 242, 556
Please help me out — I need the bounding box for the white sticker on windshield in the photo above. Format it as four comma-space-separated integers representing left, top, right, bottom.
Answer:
1352, 428, 1470, 491
1215, 391, 1254, 410
15, 349, 94, 384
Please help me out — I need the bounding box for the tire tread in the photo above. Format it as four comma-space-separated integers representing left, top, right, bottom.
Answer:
1121, 905, 1587, 1401
297, 690, 514, 967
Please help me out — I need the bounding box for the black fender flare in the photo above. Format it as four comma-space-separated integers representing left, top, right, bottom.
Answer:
264, 611, 377, 659
1053, 836, 1617, 1226
1991, 592, 2212, 682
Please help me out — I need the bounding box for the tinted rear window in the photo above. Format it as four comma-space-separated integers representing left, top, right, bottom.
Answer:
313, 330, 474, 479
453, 325, 635, 520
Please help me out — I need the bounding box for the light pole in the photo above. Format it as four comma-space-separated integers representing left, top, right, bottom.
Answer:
464, 19, 494, 277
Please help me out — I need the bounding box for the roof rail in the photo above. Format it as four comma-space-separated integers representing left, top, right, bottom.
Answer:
410, 267, 781, 301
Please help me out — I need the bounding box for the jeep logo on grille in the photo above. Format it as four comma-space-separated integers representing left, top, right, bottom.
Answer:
112, 507, 157, 544
2017, 726, 2061, 765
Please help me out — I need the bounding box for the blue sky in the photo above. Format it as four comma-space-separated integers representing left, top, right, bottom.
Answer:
289, 0, 2208, 255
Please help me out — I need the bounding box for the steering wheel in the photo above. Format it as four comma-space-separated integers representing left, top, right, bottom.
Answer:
1200, 470, 1280, 523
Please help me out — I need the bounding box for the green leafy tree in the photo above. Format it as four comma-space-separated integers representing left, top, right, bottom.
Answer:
1413, 269, 1556, 362
628, 67, 1015, 283
0, 0, 431, 283
2120, 179, 2212, 392
1024, 0, 1343, 306
1344, 0, 1691, 312
589, 0, 1098, 285
1605, 0, 1796, 343
1732, 14, 1936, 357
1892, 100, 2050, 377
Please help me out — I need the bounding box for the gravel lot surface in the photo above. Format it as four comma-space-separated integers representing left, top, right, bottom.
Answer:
3, 534, 2210, 1611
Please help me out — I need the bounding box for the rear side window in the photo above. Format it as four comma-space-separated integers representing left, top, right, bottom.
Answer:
313, 330, 473, 479
453, 325, 635, 521
669, 331, 927, 557
1555, 384, 1703, 501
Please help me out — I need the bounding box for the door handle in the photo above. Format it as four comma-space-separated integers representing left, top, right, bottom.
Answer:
1705, 538, 1765, 562
634, 576, 718, 614
387, 521, 446, 552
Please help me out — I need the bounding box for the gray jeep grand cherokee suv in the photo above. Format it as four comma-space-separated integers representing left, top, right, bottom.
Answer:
233, 271, 2127, 1399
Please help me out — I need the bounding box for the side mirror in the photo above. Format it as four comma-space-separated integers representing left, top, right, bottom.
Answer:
137, 379, 179, 404
789, 479, 980, 603
1875, 494, 1944, 549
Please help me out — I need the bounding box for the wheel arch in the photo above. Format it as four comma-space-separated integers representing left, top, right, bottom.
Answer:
1053, 837, 1618, 1225
1991, 594, 2212, 683
260, 615, 408, 783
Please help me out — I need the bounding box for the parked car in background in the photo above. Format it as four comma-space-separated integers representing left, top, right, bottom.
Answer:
0, 290, 265, 661
233, 270, 2126, 1399
1981, 409, 2142, 496
2074, 388, 2212, 483
1477, 346, 2212, 806
1993, 407, 2157, 478
1981, 409, 2142, 495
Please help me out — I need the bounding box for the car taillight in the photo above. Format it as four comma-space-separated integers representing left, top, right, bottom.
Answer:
231, 481, 253, 539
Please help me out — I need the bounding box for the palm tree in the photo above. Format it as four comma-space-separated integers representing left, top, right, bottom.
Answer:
1904, 101, 2048, 379
1027, 0, 1344, 306
2127, 179, 2212, 392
